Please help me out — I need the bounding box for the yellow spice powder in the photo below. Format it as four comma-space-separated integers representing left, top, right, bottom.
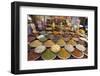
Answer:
58, 48, 70, 59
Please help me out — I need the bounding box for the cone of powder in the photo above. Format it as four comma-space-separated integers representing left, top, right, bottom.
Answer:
58, 48, 71, 59
28, 49, 41, 61
51, 44, 61, 53
56, 39, 66, 47
34, 45, 46, 53
71, 48, 84, 59
44, 40, 55, 47
41, 49, 56, 60
29, 40, 42, 47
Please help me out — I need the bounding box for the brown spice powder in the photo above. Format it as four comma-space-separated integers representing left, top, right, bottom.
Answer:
71, 49, 83, 58
28, 50, 40, 61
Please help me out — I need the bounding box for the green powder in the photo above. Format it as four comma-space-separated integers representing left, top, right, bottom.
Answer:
42, 49, 56, 60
